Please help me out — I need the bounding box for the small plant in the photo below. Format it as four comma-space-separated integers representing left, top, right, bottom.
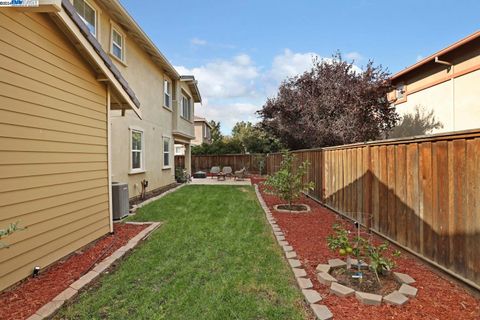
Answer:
1, 222, 25, 249
263, 150, 314, 210
364, 241, 400, 283
327, 224, 353, 256
326, 224, 401, 285
175, 167, 187, 183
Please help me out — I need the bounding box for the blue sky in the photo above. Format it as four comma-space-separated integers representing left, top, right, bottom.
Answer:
122, 0, 480, 134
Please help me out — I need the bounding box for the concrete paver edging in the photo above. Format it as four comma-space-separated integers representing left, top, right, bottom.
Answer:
254, 185, 333, 320
26, 222, 162, 320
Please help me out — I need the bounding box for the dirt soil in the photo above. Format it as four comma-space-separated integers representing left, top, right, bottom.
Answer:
0, 223, 148, 320
331, 268, 400, 296
276, 204, 310, 212
254, 178, 480, 320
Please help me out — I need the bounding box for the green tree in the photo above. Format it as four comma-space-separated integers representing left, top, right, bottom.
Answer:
192, 121, 282, 155
209, 120, 223, 143
264, 151, 314, 209
232, 121, 283, 154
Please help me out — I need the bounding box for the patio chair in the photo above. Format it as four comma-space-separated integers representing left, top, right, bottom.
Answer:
221, 166, 233, 178
210, 166, 220, 178
233, 167, 247, 181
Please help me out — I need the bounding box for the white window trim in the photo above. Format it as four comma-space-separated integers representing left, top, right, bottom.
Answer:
110, 21, 127, 65
71, 0, 101, 38
163, 135, 171, 169
164, 78, 172, 109
129, 127, 145, 174
180, 91, 192, 121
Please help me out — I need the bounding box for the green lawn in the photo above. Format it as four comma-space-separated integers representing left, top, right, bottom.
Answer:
56, 185, 309, 320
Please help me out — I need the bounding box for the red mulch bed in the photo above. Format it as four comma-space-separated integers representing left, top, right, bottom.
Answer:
255, 180, 480, 320
0, 223, 148, 320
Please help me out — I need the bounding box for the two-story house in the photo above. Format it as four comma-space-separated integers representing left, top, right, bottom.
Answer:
192, 116, 213, 146
0, 0, 199, 291
390, 31, 480, 133
70, 0, 201, 200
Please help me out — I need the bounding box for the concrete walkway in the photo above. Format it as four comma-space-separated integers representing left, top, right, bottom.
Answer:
189, 177, 251, 186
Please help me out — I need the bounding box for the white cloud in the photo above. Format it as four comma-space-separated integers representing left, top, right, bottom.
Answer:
190, 38, 207, 46
176, 54, 259, 99
268, 49, 319, 84
176, 49, 362, 134
195, 102, 261, 134
345, 51, 363, 61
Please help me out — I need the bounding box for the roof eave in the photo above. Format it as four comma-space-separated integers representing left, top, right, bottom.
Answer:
105, 0, 180, 80
391, 30, 480, 82
51, 0, 141, 118
180, 76, 202, 103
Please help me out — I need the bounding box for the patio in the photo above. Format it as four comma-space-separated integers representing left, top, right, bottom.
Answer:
189, 177, 252, 185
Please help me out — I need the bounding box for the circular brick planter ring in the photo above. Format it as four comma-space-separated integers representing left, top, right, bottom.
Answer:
316, 258, 419, 307
273, 204, 311, 213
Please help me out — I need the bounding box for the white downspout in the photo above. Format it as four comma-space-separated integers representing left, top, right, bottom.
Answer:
107, 85, 114, 233
435, 57, 454, 131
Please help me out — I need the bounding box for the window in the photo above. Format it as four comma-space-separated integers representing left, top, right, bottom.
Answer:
131, 129, 143, 171
163, 137, 170, 167
396, 84, 405, 100
73, 0, 97, 37
181, 94, 191, 120
164, 80, 171, 108
203, 124, 210, 138
111, 27, 124, 62
175, 145, 184, 155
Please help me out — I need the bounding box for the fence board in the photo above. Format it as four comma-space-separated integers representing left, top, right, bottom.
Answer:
265, 129, 480, 288
187, 154, 265, 174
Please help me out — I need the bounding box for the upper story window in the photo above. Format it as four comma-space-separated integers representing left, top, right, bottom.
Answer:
73, 0, 97, 37
181, 94, 192, 120
164, 79, 172, 109
396, 84, 405, 100
111, 27, 125, 62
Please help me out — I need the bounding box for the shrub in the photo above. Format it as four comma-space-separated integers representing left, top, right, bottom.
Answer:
264, 150, 314, 208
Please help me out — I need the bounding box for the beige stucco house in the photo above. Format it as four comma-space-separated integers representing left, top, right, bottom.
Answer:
192, 116, 213, 146
390, 31, 480, 133
0, 0, 141, 291
84, 0, 202, 200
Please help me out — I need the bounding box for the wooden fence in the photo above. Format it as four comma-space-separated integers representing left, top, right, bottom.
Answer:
266, 130, 480, 289
174, 155, 185, 169
176, 154, 266, 174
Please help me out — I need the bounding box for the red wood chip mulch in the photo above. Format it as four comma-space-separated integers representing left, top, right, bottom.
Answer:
0, 223, 148, 320
255, 179, 480, 320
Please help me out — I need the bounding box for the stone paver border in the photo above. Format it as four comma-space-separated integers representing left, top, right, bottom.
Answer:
26, 222, 162, 320
313, 258, 419, 306
254, 185, 333, 319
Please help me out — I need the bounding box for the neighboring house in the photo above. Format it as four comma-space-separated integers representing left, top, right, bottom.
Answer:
65, 0, 201, 200
0, 0, 141, 291
390, 31, 480, 133
192, 116, 213, 146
